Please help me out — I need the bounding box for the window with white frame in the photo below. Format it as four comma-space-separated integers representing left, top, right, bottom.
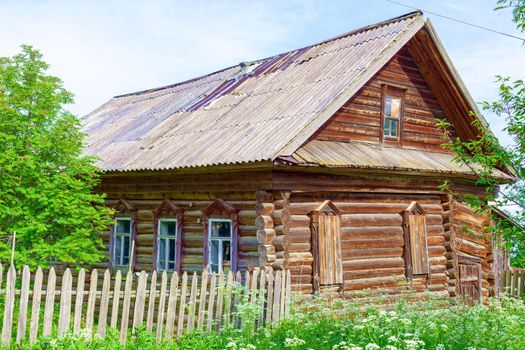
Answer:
208, 219, 232, 273
157, 219, 177, 271
113, 217, 132, 267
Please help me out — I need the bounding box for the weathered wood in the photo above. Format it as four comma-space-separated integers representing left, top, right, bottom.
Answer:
166, 272, 180, 339
187, 272, 198, 332
29, 268, 43, 344
156, 271, 168, 341
110, 270, 122, 329
214, 272, 225, 330
272, 271, 282, 322
120, 271, 133, 343
197, 271, 208, 330
2, 265, 16, 345
58, 268, 73, 336
146, 270, 158, 332
132, 271, 148, 332
176, 272, 188, 338
16, 266, 31, 343
42, 267, 56, 337
85, 269, 98, 333
97, 269, 111, 337
206, 273, 217, 332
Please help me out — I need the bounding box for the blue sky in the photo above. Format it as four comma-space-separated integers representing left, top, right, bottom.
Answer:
1, 0, 523, 145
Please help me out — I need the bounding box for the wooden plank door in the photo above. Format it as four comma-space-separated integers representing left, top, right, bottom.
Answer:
459, 262, 481, 303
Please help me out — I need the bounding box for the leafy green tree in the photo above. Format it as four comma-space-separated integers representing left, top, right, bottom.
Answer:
0, 45, 113, 268
439, 1, 525, 267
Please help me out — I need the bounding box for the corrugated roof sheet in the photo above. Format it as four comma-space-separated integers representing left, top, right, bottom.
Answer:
82, 11, 425, 171
292, 140, 513, 180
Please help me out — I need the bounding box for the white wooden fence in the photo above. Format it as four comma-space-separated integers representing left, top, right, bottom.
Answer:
0, 265, 291, 346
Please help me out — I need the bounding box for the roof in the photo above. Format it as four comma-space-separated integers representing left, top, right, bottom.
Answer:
82, 11, 426, 172
289, 140, 513, 181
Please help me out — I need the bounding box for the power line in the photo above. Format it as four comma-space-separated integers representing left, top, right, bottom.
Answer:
385, 0, 525, 42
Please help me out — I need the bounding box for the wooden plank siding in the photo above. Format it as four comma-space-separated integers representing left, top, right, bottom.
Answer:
311, 47, 458, 153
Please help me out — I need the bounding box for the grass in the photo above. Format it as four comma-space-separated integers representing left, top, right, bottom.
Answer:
7, 295, 525, 350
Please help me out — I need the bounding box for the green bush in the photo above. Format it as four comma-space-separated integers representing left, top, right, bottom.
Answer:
10, 296, 525, 350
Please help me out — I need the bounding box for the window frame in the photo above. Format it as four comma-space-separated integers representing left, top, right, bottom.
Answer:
207, 218, 233, 274
153, 199, 184, 273
402, 201, 430, 279
112, 216, 133, 268
380, 84, 406, 145
110, 199, 137, 271
202, 199, 239, 273
157, 218, 178, 272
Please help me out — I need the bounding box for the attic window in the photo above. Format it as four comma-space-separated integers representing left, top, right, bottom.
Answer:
381, 85, 405, 142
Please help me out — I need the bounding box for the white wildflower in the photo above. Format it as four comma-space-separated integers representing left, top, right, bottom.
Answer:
388, 336, 399, 342
365, 343, 380, 350
284, 337, 306, 347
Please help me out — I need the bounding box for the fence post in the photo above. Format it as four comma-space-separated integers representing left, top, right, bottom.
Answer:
146, 270, 158, 332
155, 271, 168, 341
166, 272, 180, 339
98, 269, 111, 337
132, 271, 147, 333
73, 269, 86, 334
120, 270, 133, 344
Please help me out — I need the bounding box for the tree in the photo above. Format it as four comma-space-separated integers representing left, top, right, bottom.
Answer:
438, 1, 525, 267
0, 45, 113, 268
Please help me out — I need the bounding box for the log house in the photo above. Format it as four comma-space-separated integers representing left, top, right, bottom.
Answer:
82, 11, 515, 301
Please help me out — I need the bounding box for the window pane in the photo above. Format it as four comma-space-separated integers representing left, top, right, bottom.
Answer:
116, 219, 131, 234
390, 97, 401, 118
114, 235, 122, 264
383, 118, 391, 136
391, 119, 398, 136
169, 238, 176, 262
210, 240, 220, 272
123, 236, 130, 265
385, 96, 392, 117
222, 240, 231, 273
160, 220, 176, 236
211, 221, 231, 238
159, 239, 166, 269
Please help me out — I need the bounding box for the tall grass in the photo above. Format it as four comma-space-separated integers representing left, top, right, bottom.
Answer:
9, 295, 525, 350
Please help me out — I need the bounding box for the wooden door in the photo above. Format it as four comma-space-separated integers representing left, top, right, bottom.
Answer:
459, 261, 481, 303
318, 213, 343, 286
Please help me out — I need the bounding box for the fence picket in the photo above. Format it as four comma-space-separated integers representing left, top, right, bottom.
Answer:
285, 270, 291, 318
42, 267, 56, 337
272, 270, 282, 323
166, 272, 180, 339
280, 270, 287, 320
176, 272, 188, 338
257, 271, 266, 329
187, 272, 198, 332
234, 271, 242, 327
98, 269, 111, 337
146, 270, 158, 332
120, 270, 133, 343
110, 270, 122, 329
223, 271, 233, 327
197, 271, 208, 330
156, 271, 168, 341
132, 271, 147, 332
265, 271, 274, 324
16, 266, 31, 343
85, 269, 98, 333
2, 265, 16, 346
29, 268, 43, 344
206, 273, 217, 332
58, 268, 73, 336
214, 272, 224, 330
73, 269, 86, 335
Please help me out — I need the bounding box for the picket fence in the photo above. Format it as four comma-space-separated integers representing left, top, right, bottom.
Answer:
0, 265, 291, 346
501, 269, 524, 298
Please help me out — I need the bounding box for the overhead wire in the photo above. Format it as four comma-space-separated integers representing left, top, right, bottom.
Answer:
384, 0, 525, 42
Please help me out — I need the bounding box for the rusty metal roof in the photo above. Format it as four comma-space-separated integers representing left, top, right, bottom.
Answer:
291, 140, 513, 180
82, 11, 426, 172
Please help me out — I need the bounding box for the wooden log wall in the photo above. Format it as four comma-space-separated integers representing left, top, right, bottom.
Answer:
95, 169, 272, 272
282, 192, 449, 299
448, 200, 494, 299
311, 47, 458, 153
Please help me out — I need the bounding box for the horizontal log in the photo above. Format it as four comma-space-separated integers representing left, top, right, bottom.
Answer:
340, 226, 403, 239
341, 214, 402, 227
342, 247, 404, 260
256, 229, 276, 245
342, 237, 404, 250
343, 257, 405, 270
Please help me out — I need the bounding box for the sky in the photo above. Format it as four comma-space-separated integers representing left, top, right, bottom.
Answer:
1, 0, 524, 145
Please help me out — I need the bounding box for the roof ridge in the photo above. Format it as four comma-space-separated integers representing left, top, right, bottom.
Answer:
113, 10, 423, 99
